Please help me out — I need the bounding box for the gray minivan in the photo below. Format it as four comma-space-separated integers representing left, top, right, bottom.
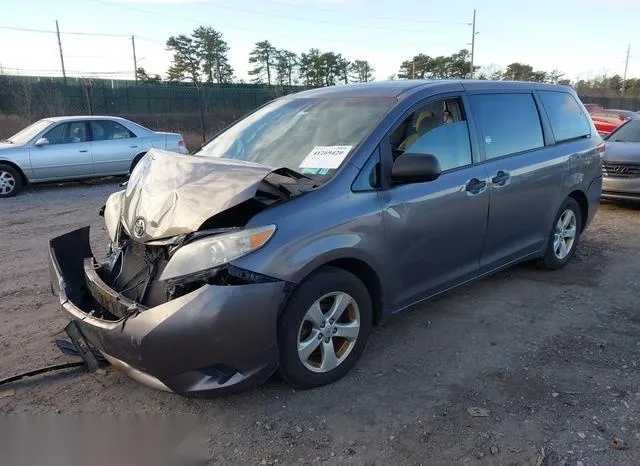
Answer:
49, 80, 603, 397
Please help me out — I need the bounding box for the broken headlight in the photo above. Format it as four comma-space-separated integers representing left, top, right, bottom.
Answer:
158, 225, 276, 285
103, 190, 125, 243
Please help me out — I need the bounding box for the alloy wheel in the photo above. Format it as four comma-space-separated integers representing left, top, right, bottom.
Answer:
0, 170, 16, 195
553, 208, 577, 260
297, 292, 361, 373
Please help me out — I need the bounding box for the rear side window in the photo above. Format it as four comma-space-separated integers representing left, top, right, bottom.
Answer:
469, 93, 543, 160
539, 91, 591, 142
91, 120, 136, 141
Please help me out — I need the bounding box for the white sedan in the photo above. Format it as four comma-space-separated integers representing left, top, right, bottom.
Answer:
0, 115, 188, 197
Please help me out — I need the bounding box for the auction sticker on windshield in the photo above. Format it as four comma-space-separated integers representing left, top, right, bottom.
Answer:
299, 146, 353, 170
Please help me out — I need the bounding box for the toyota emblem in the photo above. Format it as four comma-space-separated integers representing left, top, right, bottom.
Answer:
133, 218, 146, 238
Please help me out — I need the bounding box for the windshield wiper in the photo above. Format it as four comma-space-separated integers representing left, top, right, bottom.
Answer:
1, 139, 13, 144
263, 167, 320, 197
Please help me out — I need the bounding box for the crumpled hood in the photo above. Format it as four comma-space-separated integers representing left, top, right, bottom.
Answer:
116, 149, 273, 240
604, 141, 640, 164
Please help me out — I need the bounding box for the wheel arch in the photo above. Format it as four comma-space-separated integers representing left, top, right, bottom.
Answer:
0, 160, 29, 186
129, 152, 147, 173
293, 255, 384, 326
568, 189, 588, 231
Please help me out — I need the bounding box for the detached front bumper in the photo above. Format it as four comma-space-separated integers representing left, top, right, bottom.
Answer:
49, 227, 286, 397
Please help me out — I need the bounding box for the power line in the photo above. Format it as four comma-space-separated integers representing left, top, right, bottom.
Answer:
259, 0, 470, 26
0, 24, 129, 37
134, 36, 167, 47
65, 54, 130, 59
86, 0, 459, 48
1, 67, 134, 75
195, 0, 463, 34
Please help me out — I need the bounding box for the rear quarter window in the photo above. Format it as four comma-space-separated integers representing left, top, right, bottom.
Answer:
539, 91, 591, 143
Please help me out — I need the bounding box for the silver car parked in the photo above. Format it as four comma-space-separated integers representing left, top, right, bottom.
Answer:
0, 116, 188, 197
602, 118, 640, 201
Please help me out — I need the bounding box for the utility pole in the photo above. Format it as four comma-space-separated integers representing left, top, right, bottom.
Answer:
469, 9, 477, 78
131, 35, 138, 82
55, 20, 66, 81
412, 60, 415, 79
622, 43, 631, 95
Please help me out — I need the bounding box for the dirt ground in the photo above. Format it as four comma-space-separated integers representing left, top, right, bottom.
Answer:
1, 179, 639, 466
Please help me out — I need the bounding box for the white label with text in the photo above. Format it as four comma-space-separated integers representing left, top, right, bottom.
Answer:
299, 145, 353, 170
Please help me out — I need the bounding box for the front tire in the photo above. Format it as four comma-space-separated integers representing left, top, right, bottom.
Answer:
0, 164, 23, 198
129, 152, 147, 174
539, 197, 582, 270
277, 267, 373, 389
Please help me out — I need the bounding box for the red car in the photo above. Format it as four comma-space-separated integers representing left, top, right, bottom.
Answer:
592, 116, 622, 137
588, 108, 636, 137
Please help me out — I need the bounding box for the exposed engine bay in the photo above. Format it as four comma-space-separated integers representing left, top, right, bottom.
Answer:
95, 150, 317, 317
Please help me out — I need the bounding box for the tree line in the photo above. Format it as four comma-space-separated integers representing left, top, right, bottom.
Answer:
137, 25, 639, 97
474, 64, 640, 96
139, 26, 374, 86
575, 75, 640, 97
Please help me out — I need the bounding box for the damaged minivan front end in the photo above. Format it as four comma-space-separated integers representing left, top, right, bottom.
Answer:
48, 150, 311, 396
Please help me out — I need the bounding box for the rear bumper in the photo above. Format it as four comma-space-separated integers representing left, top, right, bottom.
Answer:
602, 176, 640, 201
49, 227, 286, 397
585, 176, 602, 229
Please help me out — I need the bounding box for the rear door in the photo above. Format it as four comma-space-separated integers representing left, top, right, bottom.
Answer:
467, 92, 562, 269
379, 94, 490, 309
29, 121, 93, 180
89, 120, 141, 175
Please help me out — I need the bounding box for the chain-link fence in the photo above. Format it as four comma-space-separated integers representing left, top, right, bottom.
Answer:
578, 95, 640, 111
0, 75, 308, 151
3, 75, 640, 152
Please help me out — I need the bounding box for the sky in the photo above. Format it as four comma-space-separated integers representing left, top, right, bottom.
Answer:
1, 0, 639, 83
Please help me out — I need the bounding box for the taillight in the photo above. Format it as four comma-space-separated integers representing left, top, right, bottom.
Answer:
178, 140, 186, 147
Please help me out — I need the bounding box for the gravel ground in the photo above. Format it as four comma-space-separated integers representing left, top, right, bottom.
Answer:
1, 180, 639, 466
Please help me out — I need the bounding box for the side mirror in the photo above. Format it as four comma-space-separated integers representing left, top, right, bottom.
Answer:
391, 153, 441, 185
34, 137, 49, 147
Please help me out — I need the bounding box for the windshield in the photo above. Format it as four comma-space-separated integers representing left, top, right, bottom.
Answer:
196, 97, 395, 176
7, 119, 53, 145
607, 119, 640, 143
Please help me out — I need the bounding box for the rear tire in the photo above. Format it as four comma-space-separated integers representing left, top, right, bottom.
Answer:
0, 164, 23, 198
277, 267, 373, 389
538, 197, 582, 270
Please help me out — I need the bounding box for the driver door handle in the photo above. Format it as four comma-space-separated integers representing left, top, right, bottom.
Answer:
79, 149, 88, 153
465, 177, 487, 196
491, 170, 510, 186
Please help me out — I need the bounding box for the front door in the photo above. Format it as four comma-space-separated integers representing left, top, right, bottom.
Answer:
29, 121, 93, 180
380, 96, 490, 310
